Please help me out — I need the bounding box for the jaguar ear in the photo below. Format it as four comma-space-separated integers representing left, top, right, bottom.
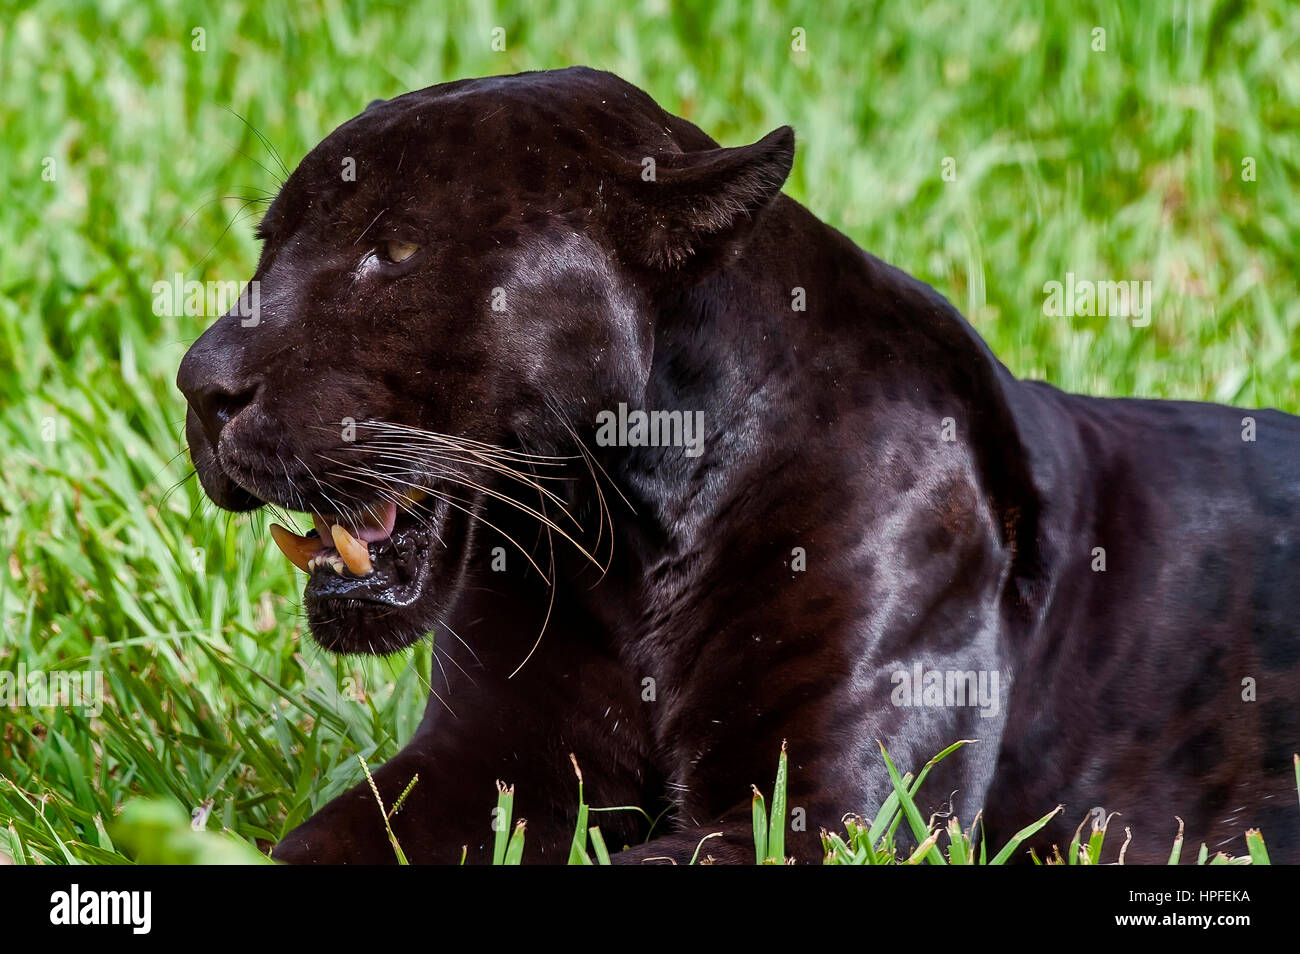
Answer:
615, 126, 795, 269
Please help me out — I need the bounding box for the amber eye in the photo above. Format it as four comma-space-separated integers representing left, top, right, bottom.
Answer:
383, 240, 419, 263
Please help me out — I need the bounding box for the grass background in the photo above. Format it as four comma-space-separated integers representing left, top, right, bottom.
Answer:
1, 0, 1297, 863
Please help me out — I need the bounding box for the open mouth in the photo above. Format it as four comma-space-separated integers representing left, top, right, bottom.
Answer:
266, 487, 436, 608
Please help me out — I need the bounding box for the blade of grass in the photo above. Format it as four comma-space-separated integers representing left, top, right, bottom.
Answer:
1168, 816, 1185, 865
504, 820, 526, 865
567, 754, 591, 865
988, 805, 1063, 865
947, 816, 969, 865
767, 740, 788, 863
877, 741, 946, 865
751, 784, 768, 865
589, 826, 612, 865
492, 781, 514, 866
1245, 828, 1270, 865
689, 831, 723, 865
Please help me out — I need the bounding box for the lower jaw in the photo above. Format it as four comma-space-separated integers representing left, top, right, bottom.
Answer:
301, 529, 438, 655
302, 597, 434, 656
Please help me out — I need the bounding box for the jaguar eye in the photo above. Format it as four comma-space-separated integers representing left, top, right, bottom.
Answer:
383, 240, 420, 264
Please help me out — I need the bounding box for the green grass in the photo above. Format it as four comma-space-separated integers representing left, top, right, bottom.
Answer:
472, 741, 1293, 865
1, 0, 1298, 864
814, 743, 1287, 866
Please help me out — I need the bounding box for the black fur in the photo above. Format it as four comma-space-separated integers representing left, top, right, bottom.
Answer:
176, 67, 1300, 864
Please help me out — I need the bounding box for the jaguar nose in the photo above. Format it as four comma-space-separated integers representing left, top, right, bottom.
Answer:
176, 344, 260, 447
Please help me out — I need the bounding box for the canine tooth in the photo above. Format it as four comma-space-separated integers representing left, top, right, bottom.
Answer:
270, 523, 324, 572
331, 523, 374, 576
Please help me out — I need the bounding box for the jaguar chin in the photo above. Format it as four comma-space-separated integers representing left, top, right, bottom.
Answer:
178, 66, 1300, 865
179, 396, 474, 657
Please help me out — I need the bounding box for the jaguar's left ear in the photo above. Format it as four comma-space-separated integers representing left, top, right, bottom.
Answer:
613, 126, 795, 269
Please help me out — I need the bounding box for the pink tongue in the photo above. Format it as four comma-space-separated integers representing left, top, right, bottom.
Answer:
355, 501, 398, 542
313, 501, 398, 543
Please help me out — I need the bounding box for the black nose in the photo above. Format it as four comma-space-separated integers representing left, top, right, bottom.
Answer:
176, 336, 260, 447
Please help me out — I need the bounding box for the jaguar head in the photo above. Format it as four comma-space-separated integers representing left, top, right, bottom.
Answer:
176, 66, 793, 654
